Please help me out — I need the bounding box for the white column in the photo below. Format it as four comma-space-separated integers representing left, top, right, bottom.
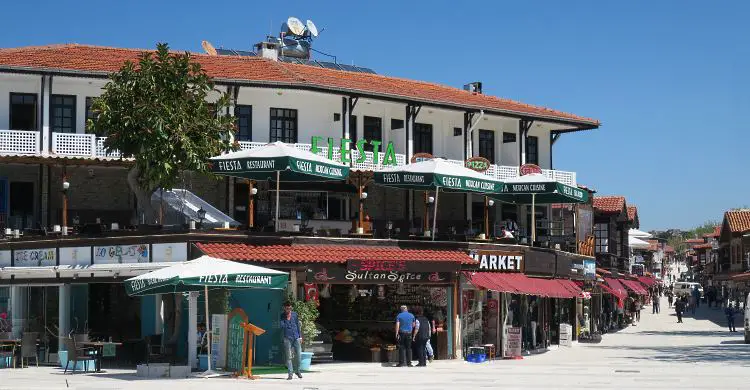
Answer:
10, 286, 26, 338
188, 291, 199, 369
41, 75, 52, 154
154, 294, 164, 335
58, 285, 71, 351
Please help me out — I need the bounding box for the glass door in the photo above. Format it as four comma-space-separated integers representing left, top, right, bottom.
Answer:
26, 286, 59, 361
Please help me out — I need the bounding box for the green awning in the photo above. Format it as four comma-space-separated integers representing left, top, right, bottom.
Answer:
491, 175, 588, 204
373, 158, 503, 194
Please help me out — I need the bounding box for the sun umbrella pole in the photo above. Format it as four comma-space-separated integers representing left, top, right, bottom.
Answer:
432, 187, 440, 241
531, 193, 536, 246
205, 285, 211, 372
275, 171, 280, 232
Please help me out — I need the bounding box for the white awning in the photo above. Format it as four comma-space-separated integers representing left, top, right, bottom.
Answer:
0, 266, 58, 279
629, 236, 651, 249
0, 262, 184, 281
629, 229, 652, 238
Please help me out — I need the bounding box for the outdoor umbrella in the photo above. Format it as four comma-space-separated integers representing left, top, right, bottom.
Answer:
373, 158, 503, 239
210, 142, 350, 230
628, 228, 653, 238
125, 255, 288, 377
489, 173, 589, 244
628, 236, 651, 249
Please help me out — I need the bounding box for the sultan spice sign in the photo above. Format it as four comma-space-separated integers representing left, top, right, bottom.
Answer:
309, 264, 452, 284
469, 250, 524, 272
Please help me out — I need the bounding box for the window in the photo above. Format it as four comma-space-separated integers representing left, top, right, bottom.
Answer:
478, 129, 495, 163
594, 223, 609, 254
413, 123, 433, 155
9, 93, 37, 131
234, 105, 252, 141
526, 135, 538, 165
363, 116, 382, 152
502, 132, 516, 143
269, 108, 297, 143
391, 119, 404, 130
51, 95, 76, 134
454, 127, 462, 136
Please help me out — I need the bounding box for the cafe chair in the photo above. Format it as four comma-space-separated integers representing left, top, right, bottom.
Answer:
0, 343, 16, 369
101, 342, 117, 370
62, 338, 95, 374
21, 332, 39, 367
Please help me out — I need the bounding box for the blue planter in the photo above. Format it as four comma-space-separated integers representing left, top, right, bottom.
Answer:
299, 352, 313, 372
58, 350, 97, 372
198, 354, 217, 371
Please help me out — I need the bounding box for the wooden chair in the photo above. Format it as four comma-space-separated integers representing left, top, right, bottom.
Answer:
62, 338, 95, 374
20, 332, 38, 367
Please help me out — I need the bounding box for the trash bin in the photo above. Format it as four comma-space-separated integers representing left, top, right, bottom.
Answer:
370, 348, 381, 362
385, 345, 398, 363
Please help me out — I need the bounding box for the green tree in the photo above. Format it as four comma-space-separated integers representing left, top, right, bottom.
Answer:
87, 43, 235, 223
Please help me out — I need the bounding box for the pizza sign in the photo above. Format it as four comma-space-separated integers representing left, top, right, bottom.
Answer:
465, 156, 491, 172
519, 164, 542, 176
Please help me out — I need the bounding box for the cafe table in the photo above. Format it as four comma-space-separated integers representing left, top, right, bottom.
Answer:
0, 339, 20, 369
77, 341, 123, 372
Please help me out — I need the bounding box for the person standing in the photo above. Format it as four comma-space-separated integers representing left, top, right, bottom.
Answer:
395, 305, 416, 367
652, 293, 660, 314
667, 291, 674, 308
675, 298, 685, 323
280, 302, 303, 380
725, 303, 737, 332
413, 307, 431, 367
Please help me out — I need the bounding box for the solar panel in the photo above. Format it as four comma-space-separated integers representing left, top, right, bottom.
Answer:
213, 48, 377, 73
215, 48, 256, 57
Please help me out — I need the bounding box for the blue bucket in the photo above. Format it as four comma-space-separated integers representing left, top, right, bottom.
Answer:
466, 353, 487, 363
299, 352, 313, 371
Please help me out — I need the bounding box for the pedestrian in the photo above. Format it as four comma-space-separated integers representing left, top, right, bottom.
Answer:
634, 297, 641, 323
413, 307, 431, 367
395, 305, 416, 367
424, 310, 436, 362
280, 301, 303, 380
725, 303, 737, 332
652, 293, 660, 314
196, 322, 208, 354
675, 298, 684, 323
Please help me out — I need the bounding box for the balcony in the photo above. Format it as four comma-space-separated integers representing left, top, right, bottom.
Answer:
0, 131, 577, 186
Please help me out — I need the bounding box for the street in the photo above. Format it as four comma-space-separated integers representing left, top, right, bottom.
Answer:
2, 297, 749, 390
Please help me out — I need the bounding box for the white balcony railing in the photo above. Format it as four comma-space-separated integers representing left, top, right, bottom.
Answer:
0, 132, 576, 186
0, 130, 40, 155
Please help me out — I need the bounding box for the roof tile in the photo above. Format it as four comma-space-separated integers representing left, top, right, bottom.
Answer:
593, 196, 626, 214
0, 44, 598, 126
725, 210, 750, 234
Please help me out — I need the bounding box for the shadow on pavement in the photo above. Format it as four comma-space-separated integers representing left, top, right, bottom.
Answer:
593, 344, 750, 365
637, 330, 737, 338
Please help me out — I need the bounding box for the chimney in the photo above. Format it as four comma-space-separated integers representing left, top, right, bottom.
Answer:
254, 40, 279, 61
463, 82, 482, 94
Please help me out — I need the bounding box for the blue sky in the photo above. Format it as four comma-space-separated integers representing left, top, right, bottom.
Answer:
3, 1, 748, 230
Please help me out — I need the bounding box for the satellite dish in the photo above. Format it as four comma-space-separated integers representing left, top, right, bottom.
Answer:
306, 20, 319, 37
201, 40, 217, 56
286, 17, 305, 36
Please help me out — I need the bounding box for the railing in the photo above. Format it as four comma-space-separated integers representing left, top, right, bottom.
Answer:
0, 130, 40, 155
51, 133, 122, 159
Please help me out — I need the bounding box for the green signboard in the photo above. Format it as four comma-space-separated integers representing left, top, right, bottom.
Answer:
311, 136, 398, 166
226, 308, 249, 374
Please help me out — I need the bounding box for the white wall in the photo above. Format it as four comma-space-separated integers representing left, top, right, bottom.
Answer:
0, 73, 42, 130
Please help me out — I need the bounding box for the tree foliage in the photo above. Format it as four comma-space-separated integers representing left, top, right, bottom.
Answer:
87, 43, 236, 223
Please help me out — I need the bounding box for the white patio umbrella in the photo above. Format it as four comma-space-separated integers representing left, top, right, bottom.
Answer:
629, 236, 651, 249
628, 228, 652, 238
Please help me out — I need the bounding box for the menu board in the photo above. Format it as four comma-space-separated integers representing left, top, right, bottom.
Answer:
559, 323, 572, 347
226, 308, 248, 374
504, 327, 522, 358
211, 314, 227, 369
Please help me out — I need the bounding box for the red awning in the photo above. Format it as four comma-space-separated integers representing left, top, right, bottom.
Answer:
638, 276, 656, 287
621, 279, 648, 295
603, 277, 628, 300
465, 272, 578, 299
599, 282, 624, 301
557, 279, 585, 298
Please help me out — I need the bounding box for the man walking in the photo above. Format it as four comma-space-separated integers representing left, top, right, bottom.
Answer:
413, 307, 431, 367
652, 293, 660, 314
395, 305, 415, 367
675, 298, 685, 323
280, 302, 303, 380
725, 303, 737, 332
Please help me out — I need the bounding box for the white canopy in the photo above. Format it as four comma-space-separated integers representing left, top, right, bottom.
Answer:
629, 236, 651, 249
629, 228, 652, 238
211, 141, 346, 166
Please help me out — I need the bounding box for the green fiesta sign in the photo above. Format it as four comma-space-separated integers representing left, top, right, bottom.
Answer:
311, 136, 398, 166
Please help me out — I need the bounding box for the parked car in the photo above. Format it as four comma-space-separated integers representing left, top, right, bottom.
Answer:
673, 282, 703, 298
744, 293, 750, 344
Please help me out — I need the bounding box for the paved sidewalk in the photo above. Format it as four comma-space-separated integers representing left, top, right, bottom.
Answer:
1, 297, 749, 389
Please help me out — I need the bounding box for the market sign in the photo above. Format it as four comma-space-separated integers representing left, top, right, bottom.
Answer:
14, 248, 56, 267
347, 259, 458, 273
308, 265, 452, 284
311, 136, 398, 166
469, 250, 524, 272
519, 164, 542, 176
465, 157, 491, 172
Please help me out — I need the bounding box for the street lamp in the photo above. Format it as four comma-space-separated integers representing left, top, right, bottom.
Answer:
197, 207, 206, 229
62, 177, 70, 235
483, 196, 495, 239
247, 180, 257, 229
386, 220, 393, 239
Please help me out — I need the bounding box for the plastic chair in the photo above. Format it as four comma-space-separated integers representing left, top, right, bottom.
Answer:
62, 338, 95, 374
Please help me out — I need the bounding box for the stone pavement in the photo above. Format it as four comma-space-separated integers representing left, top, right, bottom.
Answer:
1, 297, 749, 389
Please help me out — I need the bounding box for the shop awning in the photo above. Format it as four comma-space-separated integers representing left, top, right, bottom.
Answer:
558, 279, 585, 298
465, 272, 579, 299
620, 279, 648, 295
602, 277, 627, 300
638, 276, 657, 287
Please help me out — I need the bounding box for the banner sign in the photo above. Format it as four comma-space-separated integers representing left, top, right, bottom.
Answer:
211, 314, 228, 369
468, 250, 524, 272
308, 265, 452, 284
94, 244, 149, 264
14, 248, 56, 267
347, 259, 458, 273
583, 259, 596, 280
311, 136, 398, 166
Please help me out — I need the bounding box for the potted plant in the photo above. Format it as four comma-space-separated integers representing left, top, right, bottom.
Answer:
289, 299, 320, 371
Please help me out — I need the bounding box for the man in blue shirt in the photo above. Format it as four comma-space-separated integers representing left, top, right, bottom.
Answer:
280, 302, 303, 380
395, 305, 415, 367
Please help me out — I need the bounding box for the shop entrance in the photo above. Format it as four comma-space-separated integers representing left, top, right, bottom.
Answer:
25, 285, 59, 363
88, 283, 141, 342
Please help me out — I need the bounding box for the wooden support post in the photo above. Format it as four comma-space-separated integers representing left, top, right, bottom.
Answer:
423, 191, 429, 233
247, 180, 255, 229
484, 196, 489, 238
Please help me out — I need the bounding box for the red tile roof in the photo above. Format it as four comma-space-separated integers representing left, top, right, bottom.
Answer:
646, 239, 659, 251
0, 44, 599, 127
626, 206, 638, 222
703, 226, 721, 238
593, 196, 626, 214
692, 243, 713, 250
664, 245, 675, 253
725, 210, 750, 234
196, 242, 472, 264
684, 238, 705, 244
